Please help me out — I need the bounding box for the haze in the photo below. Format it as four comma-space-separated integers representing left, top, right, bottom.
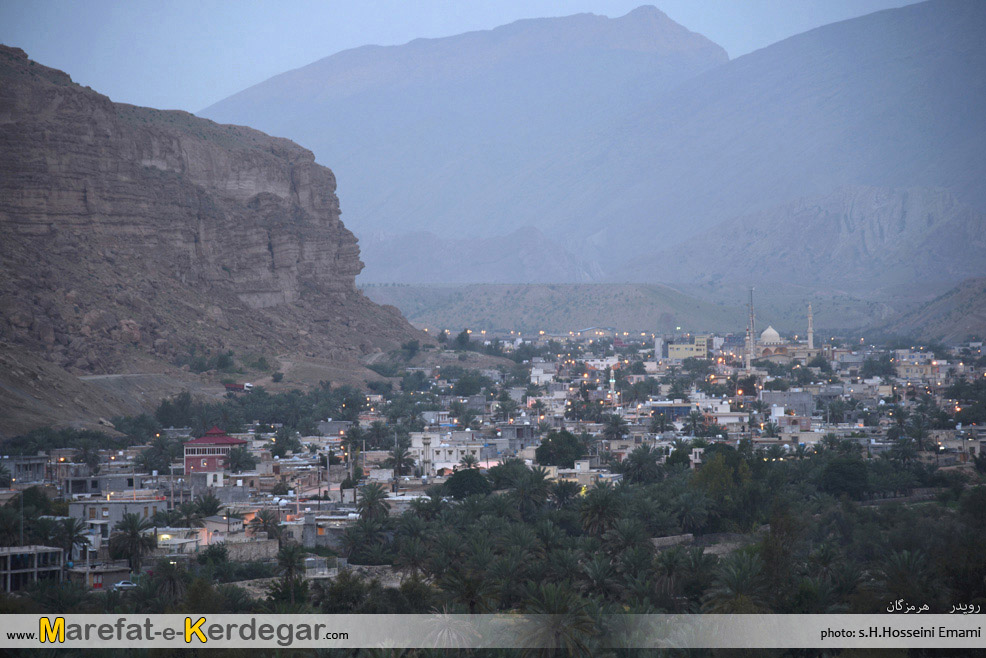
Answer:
0, 0, 918, 113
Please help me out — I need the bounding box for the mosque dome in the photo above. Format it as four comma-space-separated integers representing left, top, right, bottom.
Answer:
760, 325, 781, 344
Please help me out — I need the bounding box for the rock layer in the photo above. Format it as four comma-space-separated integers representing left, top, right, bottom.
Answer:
0, 45, 419, 374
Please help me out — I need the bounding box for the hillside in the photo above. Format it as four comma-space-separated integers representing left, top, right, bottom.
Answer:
363, 283, 904, 336
634, 186, 986, 295
364, 284, 741, 334
202, 1, 986, 289
877, 278, 986, 343
0, 46, 422, 434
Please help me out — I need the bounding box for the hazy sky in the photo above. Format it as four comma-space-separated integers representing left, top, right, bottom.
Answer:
0, 0, 920, 113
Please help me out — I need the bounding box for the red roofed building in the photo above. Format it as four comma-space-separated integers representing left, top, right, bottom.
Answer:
183, 427, 247, 474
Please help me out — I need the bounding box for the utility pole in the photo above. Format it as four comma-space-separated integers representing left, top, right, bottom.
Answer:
17, 481, 23, 545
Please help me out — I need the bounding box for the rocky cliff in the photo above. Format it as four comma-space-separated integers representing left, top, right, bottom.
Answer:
0, 45, 420, 377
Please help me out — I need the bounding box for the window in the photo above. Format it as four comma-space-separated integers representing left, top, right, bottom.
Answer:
127, 478, 134, 488
143, 507, 148, 518
89, 508, 96, 520
201, 459, 208, 468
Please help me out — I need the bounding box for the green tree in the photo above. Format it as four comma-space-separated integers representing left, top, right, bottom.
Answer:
382, 439, 416, 477
249, 509, 283, 547
702, 551, 769, 613
535, 430, 587, 468
276, 543, 307, 606
109, 513, 156, 574
357, 483, 391, 522
444, 469, 493, 500
226, 446, 257, 473
55, 518, 89, 564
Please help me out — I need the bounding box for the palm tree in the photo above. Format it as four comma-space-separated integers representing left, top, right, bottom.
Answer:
580, 481, 619, 537
74, 443, 102, 475
153, 558, 188, 604
226, 446, 257, 473
602, 414, 629, 442
518, 582, 597, 654
55, 518, 89, 564
623, 445, 661, 484
276, 543, 307, 606
0, 463, 11, 487
356, 483, 391, 522
603, 517, 649, 555
762, 421, 780, 438
578, 554, 621, 600
365, 421, 389, 447
109, 513, 156, 575
394, 537, 428, 579
0, 506, 19, 546
195, 492, 223, 517
551, 480, 581, 509
459, 454, 479, 470
382, 439, 416, 477
907, 413, 931, 452
30, 517, 59, 547
249, 509, 283, 546
152, 508, 182, 528
687, 411, 705, 437
176, 502, 205, 528
702, 551, 769, 613
511, 468, 550, 521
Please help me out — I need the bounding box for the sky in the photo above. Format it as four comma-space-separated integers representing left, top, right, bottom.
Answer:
0, 0, 921, 113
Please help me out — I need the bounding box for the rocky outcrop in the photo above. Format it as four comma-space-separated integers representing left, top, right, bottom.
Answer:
0, 45, 420, 374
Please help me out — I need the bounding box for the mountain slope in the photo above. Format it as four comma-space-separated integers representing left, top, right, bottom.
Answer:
200, 6, 728, 278
877, 278, 986, 342
203, 1, 986, 286
0, 45, 421, 385
635, 186, 986, 295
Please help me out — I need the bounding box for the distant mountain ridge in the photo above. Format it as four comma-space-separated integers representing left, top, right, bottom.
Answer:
200, 5, 728, 278
635, 186, 986, 295
203, 1, 986, 290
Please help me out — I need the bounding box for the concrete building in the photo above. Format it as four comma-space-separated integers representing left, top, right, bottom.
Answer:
0, 454, 47, 484
668, 335, 711, 361
0, 545, 63, 593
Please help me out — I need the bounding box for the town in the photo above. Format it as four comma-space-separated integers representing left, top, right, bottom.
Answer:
2, 306, 984, 619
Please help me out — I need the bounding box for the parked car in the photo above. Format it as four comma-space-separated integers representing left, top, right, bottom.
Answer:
111, 580, 138, 591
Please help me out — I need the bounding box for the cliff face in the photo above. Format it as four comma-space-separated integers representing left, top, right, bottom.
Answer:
0, 45, 419, 374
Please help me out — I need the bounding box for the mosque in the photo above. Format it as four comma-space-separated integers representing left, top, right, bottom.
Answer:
745, 301, 823, 367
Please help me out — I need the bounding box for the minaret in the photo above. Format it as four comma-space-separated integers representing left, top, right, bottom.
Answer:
744, 288, 756, 371
807, 303, 814, 351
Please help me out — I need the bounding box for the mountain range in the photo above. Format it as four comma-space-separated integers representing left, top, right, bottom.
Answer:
201, 0, 986, 295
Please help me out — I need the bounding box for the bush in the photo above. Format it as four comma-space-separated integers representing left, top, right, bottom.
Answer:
443, 468, 493, 499
272, 372, 284, 383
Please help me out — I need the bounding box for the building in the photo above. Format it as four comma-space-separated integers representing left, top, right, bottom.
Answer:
760, 390, 815, 418
0, 454, 47, 484
0, 545, 63, 593
69, 492, 169, 534
668, 335, 711, 361
183, 427, 247, 474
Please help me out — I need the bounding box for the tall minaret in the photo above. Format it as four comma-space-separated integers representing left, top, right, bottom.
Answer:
807, 303, 814, 351
744, 288, 756, 371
